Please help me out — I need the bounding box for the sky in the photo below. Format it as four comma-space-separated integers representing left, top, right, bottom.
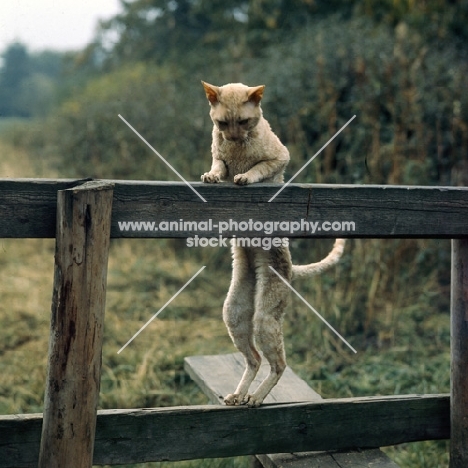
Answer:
0, 0, 123, 53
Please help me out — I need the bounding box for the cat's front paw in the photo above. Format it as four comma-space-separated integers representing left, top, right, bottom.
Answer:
201, 172, 221, 183
233, 173, 251, 185
224, 393, 247, 406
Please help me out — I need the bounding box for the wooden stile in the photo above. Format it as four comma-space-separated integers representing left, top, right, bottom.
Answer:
0, 178, 466, 465
38, 181, 114, 468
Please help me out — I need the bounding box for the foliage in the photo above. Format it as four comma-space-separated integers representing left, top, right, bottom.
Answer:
0, 43, 64, 118
91, 0, 468, 69
19, 15, 468, 187
0, 43, 31, 117
94, 0, 335, 67
357, 0, 468, 43
247, 17, 468, 186
20, 63, 211, 179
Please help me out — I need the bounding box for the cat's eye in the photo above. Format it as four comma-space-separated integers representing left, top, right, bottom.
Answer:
238, 119, 249, 126
217, 120, 228, 128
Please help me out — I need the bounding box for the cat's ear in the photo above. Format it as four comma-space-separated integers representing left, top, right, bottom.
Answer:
247, 85, 265, 105
202, 81, 220, 105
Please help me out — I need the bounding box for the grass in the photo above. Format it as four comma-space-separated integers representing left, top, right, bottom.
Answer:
0, 138, 451, 467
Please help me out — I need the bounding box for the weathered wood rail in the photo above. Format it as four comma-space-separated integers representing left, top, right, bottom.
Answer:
0, 178, 467, 467
1, 179, 468, 238
0, 394, 450, 466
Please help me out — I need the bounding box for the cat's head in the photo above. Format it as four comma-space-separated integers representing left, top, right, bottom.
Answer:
202, 81, 264, 142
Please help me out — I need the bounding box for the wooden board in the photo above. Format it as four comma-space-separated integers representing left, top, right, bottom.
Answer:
1, 179, 468, 238
184, 353, 321, 405
111, 181, 468, 239
185, 353, 400, 467
0, 178, 90, 238
0, 394, 449, 466
257, 449, 400, 468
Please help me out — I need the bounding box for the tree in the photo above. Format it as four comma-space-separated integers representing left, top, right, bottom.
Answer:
0, 43, 64, 118
0, 42, 31, 117
96, 0, 250, 65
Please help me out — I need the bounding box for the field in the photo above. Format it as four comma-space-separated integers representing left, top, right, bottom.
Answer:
0, 138, 451, 467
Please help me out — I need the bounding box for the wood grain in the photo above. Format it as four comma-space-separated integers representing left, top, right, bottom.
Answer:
1, 179, 468, 238
109, 182, 468, 238
0, 178, 90, 238
184, 353, 321, 405
38, 181, 114, 468
258, 450, 400, 468
0, 394, 449, 467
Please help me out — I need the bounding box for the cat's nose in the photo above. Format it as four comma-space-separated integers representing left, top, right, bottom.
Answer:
224, 133, 244, 142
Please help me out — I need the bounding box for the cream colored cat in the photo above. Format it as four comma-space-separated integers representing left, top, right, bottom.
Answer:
201, 81, 345, 407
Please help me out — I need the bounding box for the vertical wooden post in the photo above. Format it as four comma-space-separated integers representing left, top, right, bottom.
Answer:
451, 238, 468, 468
38, 181, 114, 468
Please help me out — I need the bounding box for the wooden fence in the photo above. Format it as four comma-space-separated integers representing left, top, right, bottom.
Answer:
0, 178, 467, 467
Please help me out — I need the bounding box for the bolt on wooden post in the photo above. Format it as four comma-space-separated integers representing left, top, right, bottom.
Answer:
451, 238, 468, 468
38, 181, 114, 468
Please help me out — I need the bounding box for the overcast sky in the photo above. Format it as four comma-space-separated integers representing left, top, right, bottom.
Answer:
0, 0, 122, 53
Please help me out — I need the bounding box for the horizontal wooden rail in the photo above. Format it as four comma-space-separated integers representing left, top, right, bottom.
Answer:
0, 179, 90, 238
0, 394, 449, 467
0, 179, 468, 239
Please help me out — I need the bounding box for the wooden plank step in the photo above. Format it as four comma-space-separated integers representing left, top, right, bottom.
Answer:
184, 353, 400, 468
184, 352, 321, 405
256, 449, 399, 468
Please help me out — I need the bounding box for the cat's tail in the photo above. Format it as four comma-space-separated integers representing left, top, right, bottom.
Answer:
291, 239, 346, 280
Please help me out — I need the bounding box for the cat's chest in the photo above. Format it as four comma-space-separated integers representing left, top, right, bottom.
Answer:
217, 140, 263, 177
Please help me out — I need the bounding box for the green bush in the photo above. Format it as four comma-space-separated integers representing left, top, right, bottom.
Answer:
33, 63, 212, 180
246, 17, 468, 186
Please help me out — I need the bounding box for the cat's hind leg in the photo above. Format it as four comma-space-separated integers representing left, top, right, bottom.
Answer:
247, 247, 292, 407
223, 245, 261, 406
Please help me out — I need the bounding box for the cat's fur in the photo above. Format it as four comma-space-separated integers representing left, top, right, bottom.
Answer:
201, 81, 345, 407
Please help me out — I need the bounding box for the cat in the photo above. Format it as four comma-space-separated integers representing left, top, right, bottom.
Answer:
201, 81, 345, 407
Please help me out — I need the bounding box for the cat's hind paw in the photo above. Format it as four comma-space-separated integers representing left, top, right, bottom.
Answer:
245, 394, 264, 408
201, 172, 221, 183
224, 393, 263, 407
224, 393, 247, 406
